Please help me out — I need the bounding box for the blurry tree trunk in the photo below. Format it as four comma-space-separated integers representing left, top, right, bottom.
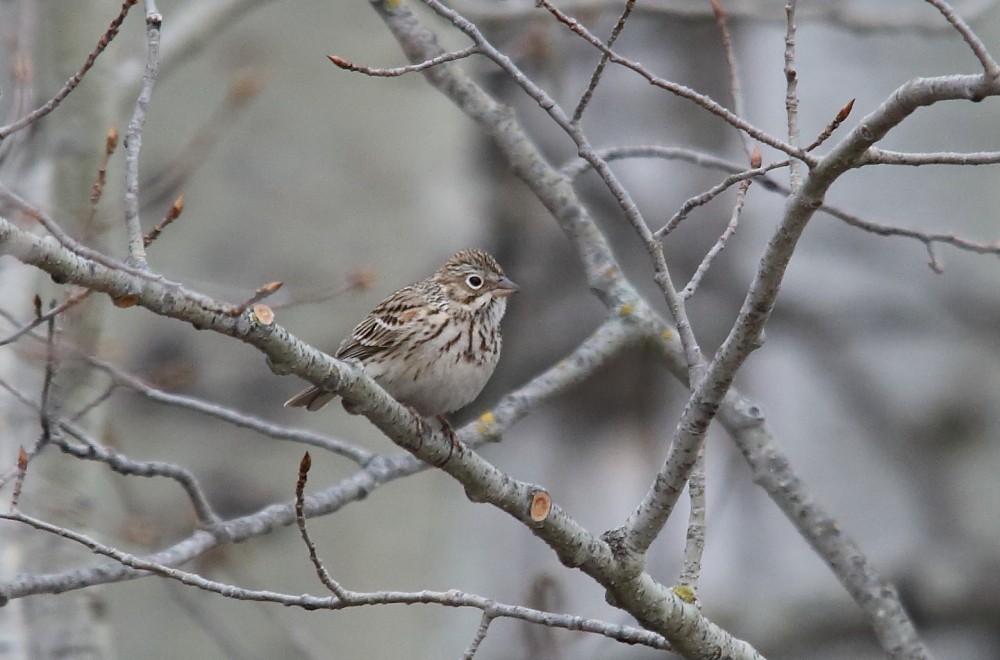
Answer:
1, 1, 119, 657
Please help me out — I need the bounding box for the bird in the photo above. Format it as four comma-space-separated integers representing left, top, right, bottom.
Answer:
284, 249, 518, 428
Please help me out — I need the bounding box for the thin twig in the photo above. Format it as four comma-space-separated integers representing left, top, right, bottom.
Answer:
143, 194, 184, 247
818, 198, 1000, 267
710, 0, 752, 157
122, 0, 163, 269
328, 46, 478, 77
783, 1, 802, 190
69, 383, 119, 422
657, 158, 785, 239
680, 152, 758, 299
862, 147, 1000, 166
82, 125, 120, 240
570, 0, 636, 124
82, 355, 375, 466
56, 421, 220, 526
0, 288, 92, 348
805, 99, 854, 152
294, 452, 351, 600
0, 0, 139, 140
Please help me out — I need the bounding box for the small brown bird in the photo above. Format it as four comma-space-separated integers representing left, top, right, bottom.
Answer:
284, 249, 518, 421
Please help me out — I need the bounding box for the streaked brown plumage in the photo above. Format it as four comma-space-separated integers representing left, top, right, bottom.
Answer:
284, 249, 517, 417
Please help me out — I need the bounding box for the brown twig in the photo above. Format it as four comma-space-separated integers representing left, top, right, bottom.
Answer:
805, 99, 855, 152
83, 125, 120, 237
143, 194, 184, 247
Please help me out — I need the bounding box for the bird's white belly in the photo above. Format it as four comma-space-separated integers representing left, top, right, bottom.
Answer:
367, 335, 500, 416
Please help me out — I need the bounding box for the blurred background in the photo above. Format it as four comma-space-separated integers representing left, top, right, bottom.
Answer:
2, 0, 1000, 658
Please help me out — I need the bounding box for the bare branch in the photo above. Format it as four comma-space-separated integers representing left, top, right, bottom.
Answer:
719, 394, 932, 659
328, 46, 478, 77
656, 158, 785, 239
0, 378, 219, 526
567, 143, 999, 263
811, 192, 1000, 263
560, 144, 778, 182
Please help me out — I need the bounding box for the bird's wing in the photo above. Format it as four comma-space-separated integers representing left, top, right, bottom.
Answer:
336, 285, 426, 362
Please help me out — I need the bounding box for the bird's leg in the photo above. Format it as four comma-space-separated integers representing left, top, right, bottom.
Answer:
405, 404, 430, 450
435, 414, 461, 467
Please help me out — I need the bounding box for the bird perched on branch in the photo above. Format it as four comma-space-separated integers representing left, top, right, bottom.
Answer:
285, 249, 518, 425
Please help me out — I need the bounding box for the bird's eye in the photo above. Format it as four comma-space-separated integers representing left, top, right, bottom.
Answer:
466, 275, 484, 289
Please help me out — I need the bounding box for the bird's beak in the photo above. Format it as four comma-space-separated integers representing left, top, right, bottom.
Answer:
494, 276, 519, 297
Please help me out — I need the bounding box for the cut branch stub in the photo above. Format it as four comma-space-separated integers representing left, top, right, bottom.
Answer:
529, 489, 552, 522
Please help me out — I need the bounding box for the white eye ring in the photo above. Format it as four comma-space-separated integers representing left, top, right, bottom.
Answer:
466, 274, 484, 289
